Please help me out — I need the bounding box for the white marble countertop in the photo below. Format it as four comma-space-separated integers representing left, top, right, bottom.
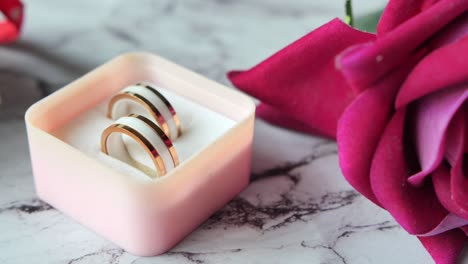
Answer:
0, 0, 446, 263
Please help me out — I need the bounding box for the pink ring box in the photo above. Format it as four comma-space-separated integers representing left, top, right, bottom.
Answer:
25, 52, 255, 256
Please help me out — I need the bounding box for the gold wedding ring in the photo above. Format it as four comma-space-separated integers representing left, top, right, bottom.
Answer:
107, 83, 182, 140
101, 114, 179, 177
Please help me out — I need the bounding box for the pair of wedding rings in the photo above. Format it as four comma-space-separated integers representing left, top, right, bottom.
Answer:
101, 83, 181, 178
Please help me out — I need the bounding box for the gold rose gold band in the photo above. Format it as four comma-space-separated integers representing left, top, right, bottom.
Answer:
107, 83, 182, 139
133, 114, 179, 167
101, 114, 179, 177
107, 92, 170, 137
137, 83, 183, 138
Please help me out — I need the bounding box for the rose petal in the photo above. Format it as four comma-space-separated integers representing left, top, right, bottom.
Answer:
418, 229, 467, 264
336, 0, 468, 92
451, 153, 468, 211
445, 107, 465, 166
433, 155, 468, 219
396, 36, 468, 108
428, 12, 468, 50
408, 85, 468, 186
448, 106, 468, 215
461, 226, 468, 236
228, 19, 375, 138
370, 109, 449, 235
256, 103, 333, 138
426, 213, 468, 237
420, 123, 468, 231
377, 0, 438, 35
337, 59, 419, 205
419, 213, 468, 237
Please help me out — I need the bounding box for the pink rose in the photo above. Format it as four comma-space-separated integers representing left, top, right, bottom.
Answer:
228, 0, 468, 263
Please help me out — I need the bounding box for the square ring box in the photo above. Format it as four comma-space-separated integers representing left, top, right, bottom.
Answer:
25, 52, 255, 256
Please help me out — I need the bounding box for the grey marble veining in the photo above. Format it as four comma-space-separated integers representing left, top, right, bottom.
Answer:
0, 0, 439, 263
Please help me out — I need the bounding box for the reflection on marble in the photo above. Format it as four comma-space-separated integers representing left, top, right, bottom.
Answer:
0, 0, 441, 263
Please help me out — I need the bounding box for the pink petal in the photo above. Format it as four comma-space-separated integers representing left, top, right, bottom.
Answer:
337, 58, 419, 205
428, 12, 468, 50
408, 85, 468, 186
228, 19, 375, 138
418, 229, 467, 264
448, 107, 468, 216
419, 213, 468, 237
422, 132, 468, 235
461, 226, 468, 236
256, 104, 334, 138
432, 107, 468, 222
396, 36, 468, 108
445, 107, 465, 167
336, 0, 468, 92
433, 156, 468, 219
370, 109, 449, 235
377, 0, 438, 35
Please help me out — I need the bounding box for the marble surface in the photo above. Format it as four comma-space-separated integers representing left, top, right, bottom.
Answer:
0, 0, 446, 263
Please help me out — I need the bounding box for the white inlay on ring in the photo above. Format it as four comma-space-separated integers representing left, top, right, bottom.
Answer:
124, 85, 178, 139
115, 116, 175, 171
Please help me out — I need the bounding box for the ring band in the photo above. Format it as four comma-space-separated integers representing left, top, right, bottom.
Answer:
101, 114, 179, 177
107, 83, 182, 140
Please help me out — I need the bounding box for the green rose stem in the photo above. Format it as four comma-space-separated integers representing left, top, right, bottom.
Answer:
345, 0, 354, 27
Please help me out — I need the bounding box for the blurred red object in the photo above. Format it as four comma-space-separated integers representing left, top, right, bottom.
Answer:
0, 0, 23, 43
